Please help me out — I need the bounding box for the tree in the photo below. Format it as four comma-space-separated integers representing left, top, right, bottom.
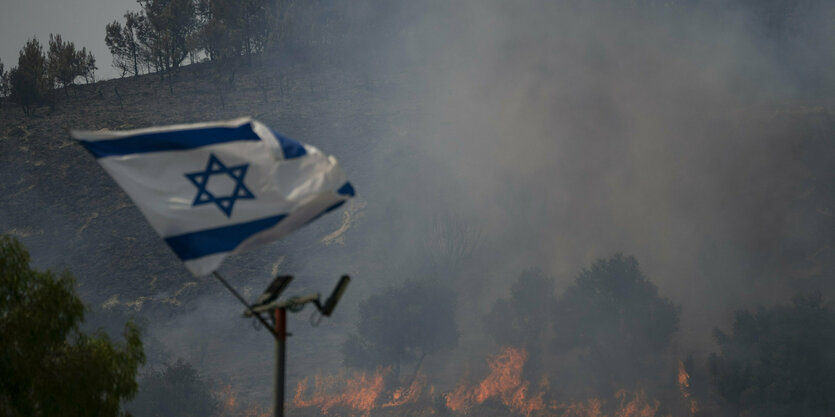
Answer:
341, 279, 459, 380
108, 0, 198, 82
126, 359, 218, 417
483, 268, 555, 376
9, 38, 49, 116
708, 293, 835, 417
47, 34, 81, 97
44, 35, 95, 96
197, 0, 269, 63
485, 268, 555, 346
78, 47, 97, 84
0, 58, 9, 98
238, 0, 270, 61
0, 235, 145, 417
139, 0, 198, 71
552, 254, 679, 392
105, 12, 145, 77
419, 213, 482, 275
196, 0, 240, 61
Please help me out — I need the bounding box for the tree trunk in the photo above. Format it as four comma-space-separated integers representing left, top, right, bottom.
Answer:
167, 70, 174, 95
405, 352, 427, 388
132, 46, 138, 77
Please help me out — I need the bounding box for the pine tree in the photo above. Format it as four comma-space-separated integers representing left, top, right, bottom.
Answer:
9, 38, 49, 116
78, 47, 97, 84
47, 34, 80, 97
0, 58, 9, 99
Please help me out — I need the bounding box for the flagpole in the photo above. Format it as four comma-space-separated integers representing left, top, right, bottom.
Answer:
275, 308, 287, 417
238, 274, 350, 417
211, 269, 288, 417
211, 271, 278, 338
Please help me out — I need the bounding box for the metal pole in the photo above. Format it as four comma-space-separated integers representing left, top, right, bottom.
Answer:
212, 271, 278, 338
275, 308, 287, 417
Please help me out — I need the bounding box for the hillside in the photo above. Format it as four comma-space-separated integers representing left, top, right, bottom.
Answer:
2, 40, 835, 415
0, 54, 415, 407
0, 55, 399, 299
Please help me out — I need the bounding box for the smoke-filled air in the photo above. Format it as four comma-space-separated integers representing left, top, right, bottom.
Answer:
1, 1, 834, 417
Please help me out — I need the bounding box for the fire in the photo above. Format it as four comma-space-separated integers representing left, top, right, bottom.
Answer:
554, 398, 604, 417
613, 390, 659, 417
676, 361, 698, 415
292, 368, 388, 415
215, 384, 271, 417
445, 346, 546, 417
382, 373, 426, 407
239, 405, 272, 417
217, 384, 237, 414
288, 346, 697, 417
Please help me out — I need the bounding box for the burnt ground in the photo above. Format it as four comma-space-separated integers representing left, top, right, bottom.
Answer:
0, 53, 420, 407
1, 51, 835, 414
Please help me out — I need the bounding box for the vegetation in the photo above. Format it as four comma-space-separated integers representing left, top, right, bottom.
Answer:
708, 293, 835, 417
8, 38, 50, 115
552, 254, 680, 393
47, 34, 96, 97
0, 58, 9, 98
484, 268, 555, 347
0, 235, 145, 417
483, 268, 555, 376
140, 0, 199, 74
106, 0, 273, 79
481, 255, 680, 394
341, 279, 459, 379
6, 34, 95, 115
196, 0, 271, 62
105, 12, 145, 77
0, 1, 831, 412
126, 359, 219, 417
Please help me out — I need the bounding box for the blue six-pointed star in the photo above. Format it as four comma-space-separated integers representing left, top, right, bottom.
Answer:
185, 153, 255, 217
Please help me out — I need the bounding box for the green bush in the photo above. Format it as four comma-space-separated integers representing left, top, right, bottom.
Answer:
0, 235, 145, 417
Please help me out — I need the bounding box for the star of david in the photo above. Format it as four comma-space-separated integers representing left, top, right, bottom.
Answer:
185, 153, 255, 217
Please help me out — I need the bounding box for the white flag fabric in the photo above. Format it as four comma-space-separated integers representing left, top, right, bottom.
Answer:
72, 117, 354, 276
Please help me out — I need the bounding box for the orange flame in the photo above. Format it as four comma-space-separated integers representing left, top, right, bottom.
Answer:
677, 361, 698, 415
215, 384, 271, 417
382, 373, 426, 407
286, 346, 691, 417
445, 346, 546, 417
217, 384, 237, 414
292, 368, 388, 416
554, 398, 604, 417
239, 405, 271, 417
614, 390, 659, 417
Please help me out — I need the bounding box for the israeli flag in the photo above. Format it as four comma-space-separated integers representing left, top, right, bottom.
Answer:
72, 117, 354, 276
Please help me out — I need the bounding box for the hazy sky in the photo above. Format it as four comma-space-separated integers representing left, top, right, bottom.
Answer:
1, 0, 135, 80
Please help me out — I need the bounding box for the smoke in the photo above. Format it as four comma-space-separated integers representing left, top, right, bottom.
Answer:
4, 0, 834, 412
148, 0, 835, 403
321, 0, 835, 355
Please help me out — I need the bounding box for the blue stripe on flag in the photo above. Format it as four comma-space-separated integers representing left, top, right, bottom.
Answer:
164, 214, 286, 261
337, 182, 355, 197
80, 124, 261, 158
271, 129, 307, 159
302, 183, 355, 226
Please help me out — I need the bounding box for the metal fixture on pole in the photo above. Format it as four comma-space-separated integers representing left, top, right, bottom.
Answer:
210, 272, 350, 417
241, 274, 351, 417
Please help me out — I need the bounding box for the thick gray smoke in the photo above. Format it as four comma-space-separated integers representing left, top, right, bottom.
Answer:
126, 0, 835, 404
337, 0, 835, 353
